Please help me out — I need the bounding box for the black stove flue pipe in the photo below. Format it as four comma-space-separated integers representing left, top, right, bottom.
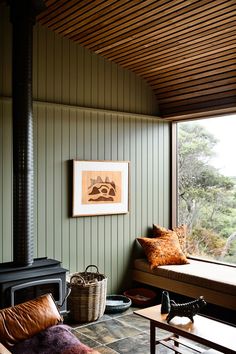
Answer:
9, 0, 45, 266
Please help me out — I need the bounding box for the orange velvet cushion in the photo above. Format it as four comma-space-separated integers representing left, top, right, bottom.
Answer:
153, 224, 188, 255
137, 232, 189, 269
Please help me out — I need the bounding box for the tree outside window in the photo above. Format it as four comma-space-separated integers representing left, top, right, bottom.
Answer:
177, 118, 236, 265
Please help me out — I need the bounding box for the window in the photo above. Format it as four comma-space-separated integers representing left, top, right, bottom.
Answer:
176, 116, 236, 265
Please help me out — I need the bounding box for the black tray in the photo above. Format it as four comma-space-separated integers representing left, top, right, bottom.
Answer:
105, 295, 132, 313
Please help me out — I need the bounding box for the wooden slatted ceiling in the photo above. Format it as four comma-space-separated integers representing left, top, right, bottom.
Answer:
37, 0, 236, 120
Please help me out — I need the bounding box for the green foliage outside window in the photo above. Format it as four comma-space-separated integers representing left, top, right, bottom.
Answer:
178, 122, 236, 265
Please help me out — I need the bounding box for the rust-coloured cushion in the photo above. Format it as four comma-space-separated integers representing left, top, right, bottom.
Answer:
0, 293, 62, 348
153, 224, 188, 255
137, 232, 189, 269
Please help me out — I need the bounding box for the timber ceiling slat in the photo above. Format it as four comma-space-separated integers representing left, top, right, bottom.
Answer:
140, 45, 236, 76
126, 43, 236, 77
155, 76, 236, 98
102, 6, 236, 62
87, 0, 234, 53
147, 52, 236, 82
161, 96, 236, 116
60, 1, 142, 38
159, 84, 236, 107
39, 1, 102, 28
55, 0, 122, 35
158, 83, 236, 103
74, 0, 188, 47
87, 0, 219, 51
66, 0, 160, 41
37, 0, 236, 119
161, 97, 236, 121
112, 24, 236, 65
155, 72, 236, 95
160, 95, 236, 118
116, 33, 236, 69
163, 101, 236, 116
54, 1, 110, 23
91, 18, 235, 71
102, 22, 236, 61
38, 0, 85, 23
44, 0, 58, 6
52, 0, 126, 34
152, 65, 236, 89
102, 17, 236, 63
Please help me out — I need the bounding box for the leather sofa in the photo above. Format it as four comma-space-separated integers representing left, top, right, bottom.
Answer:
0, 293, 99, 354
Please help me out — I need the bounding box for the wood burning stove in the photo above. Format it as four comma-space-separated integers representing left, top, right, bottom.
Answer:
0, 258, 68, 314
0, 1, 68, 314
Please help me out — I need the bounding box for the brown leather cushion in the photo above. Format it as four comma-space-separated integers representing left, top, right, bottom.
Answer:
0, 293, 62, 348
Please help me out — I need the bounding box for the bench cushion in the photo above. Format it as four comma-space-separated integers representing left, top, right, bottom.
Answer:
134, 258, 236, 296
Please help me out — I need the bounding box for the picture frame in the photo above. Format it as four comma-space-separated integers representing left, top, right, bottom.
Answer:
72, 160, 129, 217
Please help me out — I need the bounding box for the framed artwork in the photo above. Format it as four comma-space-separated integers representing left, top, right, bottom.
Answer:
73, 160, 129, 216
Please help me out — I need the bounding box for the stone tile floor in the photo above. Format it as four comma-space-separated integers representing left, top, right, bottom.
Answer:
67, 307, 210, 354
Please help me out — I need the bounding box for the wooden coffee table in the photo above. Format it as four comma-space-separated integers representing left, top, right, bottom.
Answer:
134, 305, 236, 354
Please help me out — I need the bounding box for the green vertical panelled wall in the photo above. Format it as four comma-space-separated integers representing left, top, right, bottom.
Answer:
0, 5, 170, 293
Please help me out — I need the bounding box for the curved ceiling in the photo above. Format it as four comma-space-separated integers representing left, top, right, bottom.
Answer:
37, 0, 236, 120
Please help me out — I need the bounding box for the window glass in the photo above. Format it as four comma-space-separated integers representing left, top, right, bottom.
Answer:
177, 116, 236, 265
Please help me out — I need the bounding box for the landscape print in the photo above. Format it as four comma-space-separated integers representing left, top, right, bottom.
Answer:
82, 171, 121, 204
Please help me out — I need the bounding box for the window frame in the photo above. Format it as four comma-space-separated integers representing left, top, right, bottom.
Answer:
171, 121, 177, 228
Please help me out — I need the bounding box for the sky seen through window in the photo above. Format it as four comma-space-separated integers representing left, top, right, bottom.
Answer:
199, 116, 236, 177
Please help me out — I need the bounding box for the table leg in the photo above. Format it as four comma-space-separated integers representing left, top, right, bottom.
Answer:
150, 321, 156, 354
173, 334, 179, 354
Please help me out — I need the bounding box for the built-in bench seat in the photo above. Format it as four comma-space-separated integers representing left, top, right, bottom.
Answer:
132, 258, 236, 310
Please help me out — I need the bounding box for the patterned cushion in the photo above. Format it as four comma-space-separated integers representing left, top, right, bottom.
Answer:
137, 232, 189, 269
153, 224, 188, 255
173, 225, 188, 255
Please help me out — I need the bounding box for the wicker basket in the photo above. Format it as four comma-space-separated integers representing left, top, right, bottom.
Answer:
67, 265, 107, 323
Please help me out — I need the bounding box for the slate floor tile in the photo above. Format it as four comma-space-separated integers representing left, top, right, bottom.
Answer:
116, 313, 150, 332
71, 329, 101, 348
95, 345, 119, 353
68, 306, 206, 353
75, 318, 142, 345
107, 332, 150, 354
